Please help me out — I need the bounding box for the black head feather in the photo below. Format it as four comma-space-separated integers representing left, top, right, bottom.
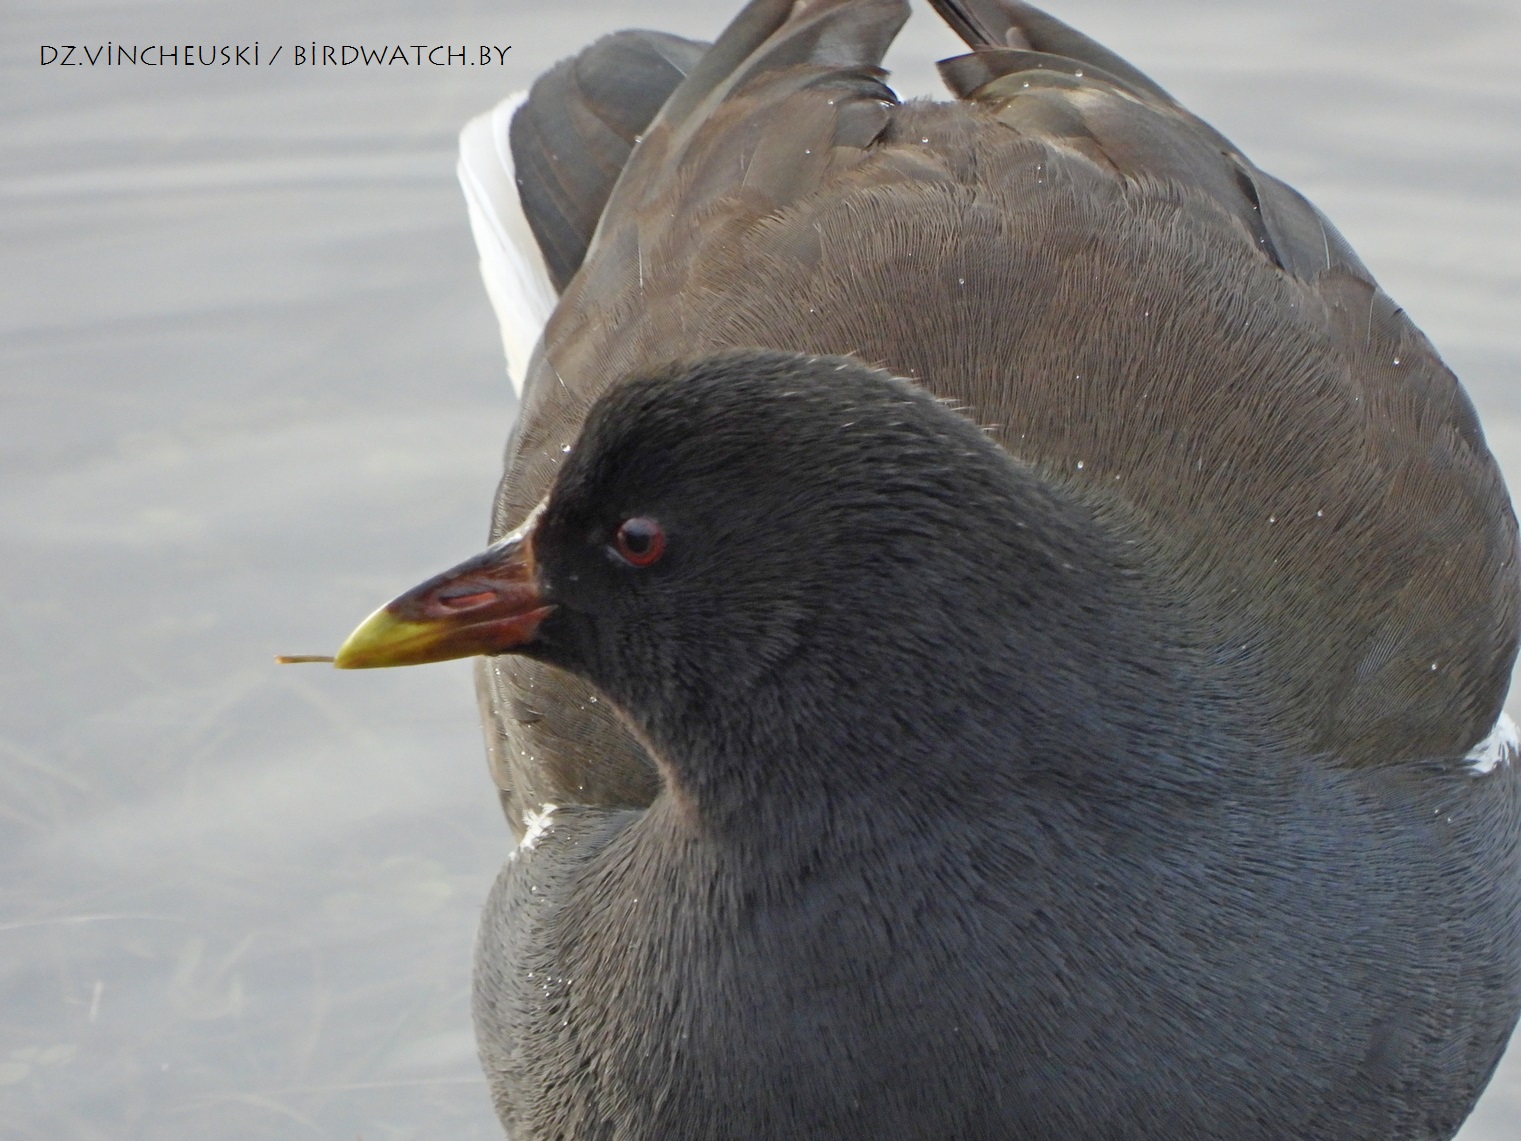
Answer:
525, 350, 1195, 821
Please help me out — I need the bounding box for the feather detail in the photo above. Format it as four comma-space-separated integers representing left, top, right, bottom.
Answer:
458, 91, 558, 397
1468, 712, 1518, 774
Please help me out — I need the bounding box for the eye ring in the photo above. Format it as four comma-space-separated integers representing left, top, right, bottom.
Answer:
613, 516, 666, 568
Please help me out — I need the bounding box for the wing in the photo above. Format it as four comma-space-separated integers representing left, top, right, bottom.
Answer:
929, 0, 1375, 285
923, 0, 1518, 765
474, 0, 1518, 836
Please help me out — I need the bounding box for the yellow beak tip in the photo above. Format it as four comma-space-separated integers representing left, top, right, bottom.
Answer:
332, 608, 445, 669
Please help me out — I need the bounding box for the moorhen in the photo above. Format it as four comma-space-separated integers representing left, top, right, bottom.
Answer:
331, 1, 1521, 1137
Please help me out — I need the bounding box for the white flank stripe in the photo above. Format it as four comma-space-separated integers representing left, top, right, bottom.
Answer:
1467, 712, 1519, 774
519, 803, 560, 853
457, 91, 558, 396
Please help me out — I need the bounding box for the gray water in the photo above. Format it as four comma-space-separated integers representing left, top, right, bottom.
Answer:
3, 1, 1518, 1137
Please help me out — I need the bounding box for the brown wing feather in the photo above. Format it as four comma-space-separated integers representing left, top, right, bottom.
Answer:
484, 0, 1518, 833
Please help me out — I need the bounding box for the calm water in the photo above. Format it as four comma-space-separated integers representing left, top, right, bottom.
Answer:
4, 1, 1519, 1137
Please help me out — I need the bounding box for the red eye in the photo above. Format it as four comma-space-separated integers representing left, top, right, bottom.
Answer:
613, 516, 665, 568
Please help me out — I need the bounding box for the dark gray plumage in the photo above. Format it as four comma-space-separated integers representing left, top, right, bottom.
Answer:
469, 354, 1521, 1139
509, 29, 708, 292
342, 1, 1521, 1136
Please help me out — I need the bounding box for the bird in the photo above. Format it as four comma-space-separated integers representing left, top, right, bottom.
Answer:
329, 1, 1521, 1136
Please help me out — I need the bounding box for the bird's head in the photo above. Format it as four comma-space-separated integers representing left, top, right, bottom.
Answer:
333, 351, 1167, 803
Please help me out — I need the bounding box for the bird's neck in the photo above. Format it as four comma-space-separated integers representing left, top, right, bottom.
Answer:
640, 519, 1218, 854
